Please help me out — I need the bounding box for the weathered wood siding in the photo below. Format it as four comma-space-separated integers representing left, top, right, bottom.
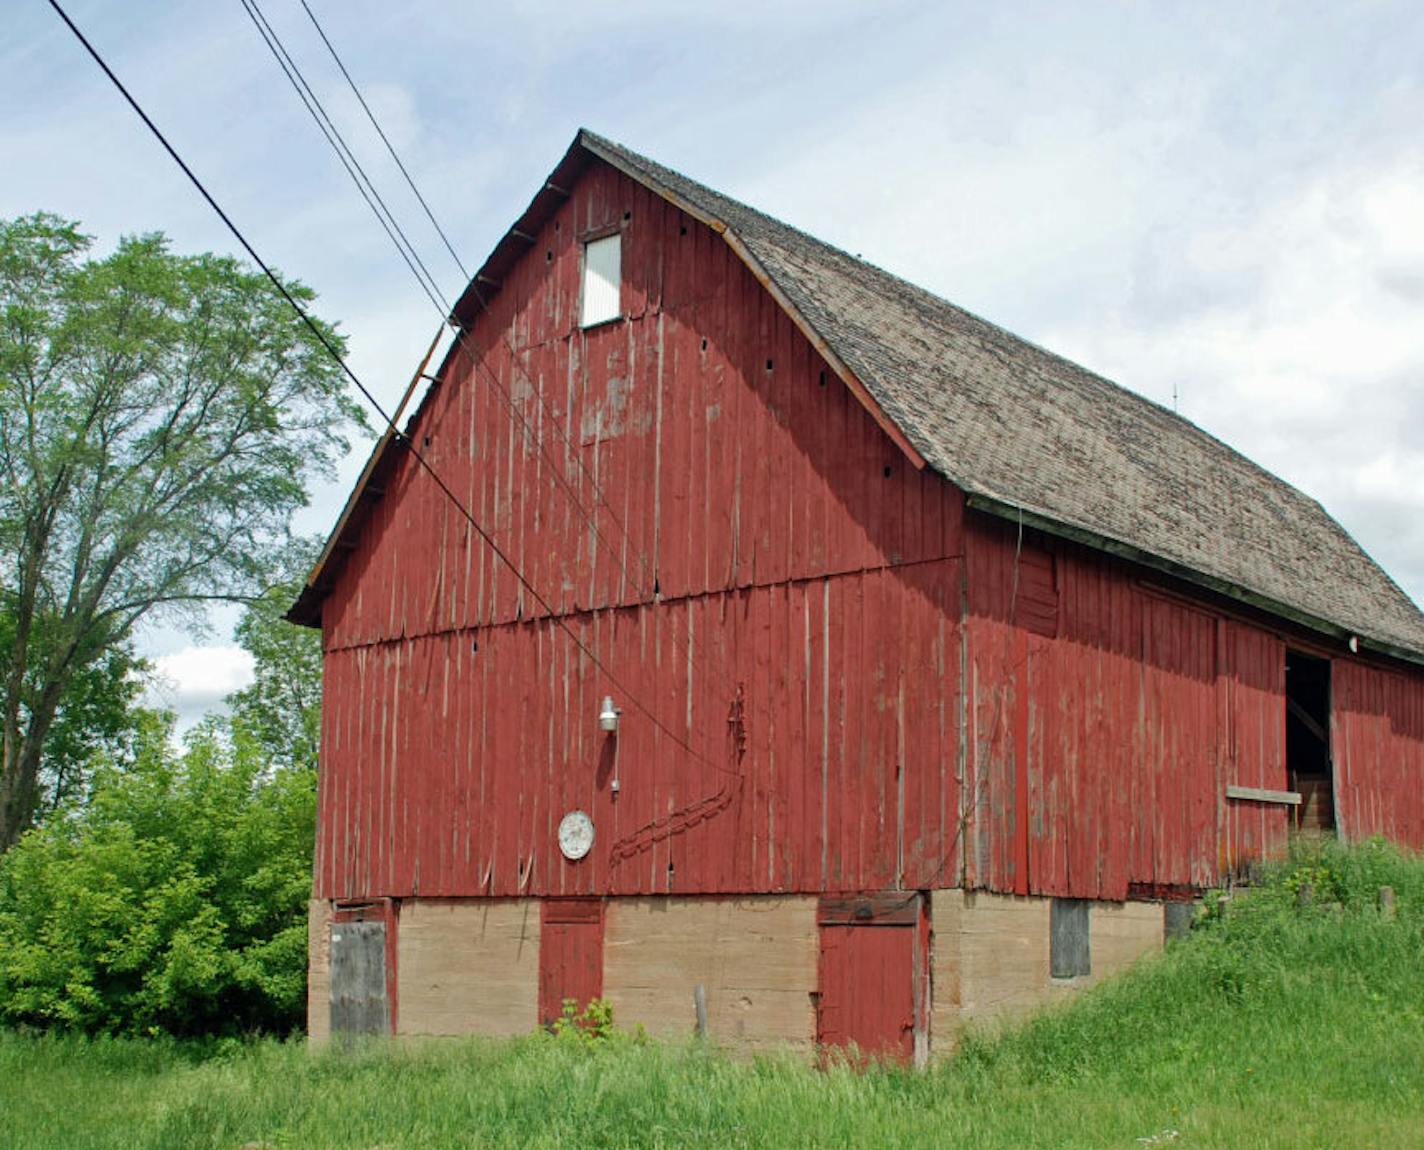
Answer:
1219, 622, 1290, 870
317, 561, 960, 900
965, 518, 1219, 899
314, 159, 964, 902
321, 161, 962, 649
962, 516, 1314, 900
1333, 659, 1424, 846
313, 155, 1424, 920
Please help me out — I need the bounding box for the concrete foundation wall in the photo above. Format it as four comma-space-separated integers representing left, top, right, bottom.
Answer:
307, 898, 332, 1045
929, 889, 1168, 1054
307, 891, 1174, 1049
396, 899, 539, 1037
1090, 900, 1164, 978
930, 889, 1052, 1044
603, 895, 818, 1053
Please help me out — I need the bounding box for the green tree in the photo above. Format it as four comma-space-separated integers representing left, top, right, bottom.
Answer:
227, 537, 323, 773
0, 212, 365, 850
0, 712, 316, 1035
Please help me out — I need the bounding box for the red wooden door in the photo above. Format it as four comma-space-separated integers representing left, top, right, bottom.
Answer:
538, 899, 604, 1028
815, 894, 924, 1064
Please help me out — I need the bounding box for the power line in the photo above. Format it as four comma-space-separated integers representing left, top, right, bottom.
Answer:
297, 0, 469, 282
45, 0, 736, 778
243, 3, 649, 606
282, 3, 652, 595
281, 5, 762, 850
277, 2, 742, 707
238, 0, 448, 316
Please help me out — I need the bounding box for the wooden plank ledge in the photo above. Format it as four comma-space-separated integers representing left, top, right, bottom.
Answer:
1225, 784, 1302, 806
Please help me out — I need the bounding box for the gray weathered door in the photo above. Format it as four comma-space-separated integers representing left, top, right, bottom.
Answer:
330, 920, 389, 1037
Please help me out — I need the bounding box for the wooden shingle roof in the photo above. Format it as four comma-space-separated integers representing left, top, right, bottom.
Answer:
568, 131, 1424, 662
299, 130, 1424, 662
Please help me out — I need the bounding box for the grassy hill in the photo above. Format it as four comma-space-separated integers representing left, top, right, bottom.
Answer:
3, 836, 1422, 1149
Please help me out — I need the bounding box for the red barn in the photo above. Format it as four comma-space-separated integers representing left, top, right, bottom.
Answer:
291, 130, 1424, 1060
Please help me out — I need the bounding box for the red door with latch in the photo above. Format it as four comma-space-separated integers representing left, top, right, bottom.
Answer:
815, 893, 924, 1064
538, 898, 604, 1028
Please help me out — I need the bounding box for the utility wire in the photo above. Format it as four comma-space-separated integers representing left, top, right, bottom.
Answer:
238, 0, 448, 315
280, 1, 741, 707
293, 1, 656, 600
282, 6, 764, 860
45, 0, 736, 778
297, 0, 469, 282
238, 0, 657, 631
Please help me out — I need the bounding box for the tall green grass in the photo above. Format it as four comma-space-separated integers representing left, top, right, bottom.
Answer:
3, 836, 1422, 1148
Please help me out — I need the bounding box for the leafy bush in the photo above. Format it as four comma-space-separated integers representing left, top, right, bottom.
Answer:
0, 714, 314, 1036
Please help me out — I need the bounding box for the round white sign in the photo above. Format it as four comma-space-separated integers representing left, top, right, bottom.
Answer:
558, 809, 595, 861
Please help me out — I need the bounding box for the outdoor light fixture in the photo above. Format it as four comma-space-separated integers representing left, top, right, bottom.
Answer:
598, 695, 620, 734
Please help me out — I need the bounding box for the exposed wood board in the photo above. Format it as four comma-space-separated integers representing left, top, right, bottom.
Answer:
1287, 696, 1329, 745
329, 920, 389, 1037
306, 899, 332, 1045
1225, 785, 1303, 806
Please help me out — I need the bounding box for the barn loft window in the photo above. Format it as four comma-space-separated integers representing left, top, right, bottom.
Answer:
580, 233, 621, 328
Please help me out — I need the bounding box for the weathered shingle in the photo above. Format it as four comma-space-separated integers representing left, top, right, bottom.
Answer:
581, 130, 1424, 659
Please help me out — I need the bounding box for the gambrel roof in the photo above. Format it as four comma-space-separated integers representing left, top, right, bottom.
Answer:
296, 129, 1424, 663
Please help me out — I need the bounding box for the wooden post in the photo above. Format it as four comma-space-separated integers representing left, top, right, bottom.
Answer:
693, 983, 708, 1038
1379, 886, 1397, 921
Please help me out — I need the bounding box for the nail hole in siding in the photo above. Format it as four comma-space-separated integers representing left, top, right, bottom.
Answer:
546, 250, 553, 263
700, 338, 708, 352
765, 358, 774, 371
623, 210, 631, 221
819, 370, 827, 386
884, 466, 893, 478
680, 224, 688, 236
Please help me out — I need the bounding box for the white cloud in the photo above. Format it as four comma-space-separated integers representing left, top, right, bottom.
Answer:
1039, 154, 1424, 601
147, 645, 255, 727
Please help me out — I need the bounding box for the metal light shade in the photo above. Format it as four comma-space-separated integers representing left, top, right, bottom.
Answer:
598, 695, 619, 733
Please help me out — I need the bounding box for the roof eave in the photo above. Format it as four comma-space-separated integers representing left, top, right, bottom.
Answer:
964, 492, 1424, 668
286, 326, 445, 629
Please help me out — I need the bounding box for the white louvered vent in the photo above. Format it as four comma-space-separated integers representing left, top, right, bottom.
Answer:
580, 234, 621, 328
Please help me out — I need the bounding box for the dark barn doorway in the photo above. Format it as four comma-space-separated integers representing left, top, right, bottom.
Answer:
1286, 651, 1334, 832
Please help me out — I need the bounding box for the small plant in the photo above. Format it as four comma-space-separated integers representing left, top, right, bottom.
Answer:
550, 996, 617, 1043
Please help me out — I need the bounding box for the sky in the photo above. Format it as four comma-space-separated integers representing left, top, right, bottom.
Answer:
4, 1, 1423, 725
